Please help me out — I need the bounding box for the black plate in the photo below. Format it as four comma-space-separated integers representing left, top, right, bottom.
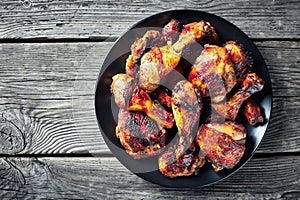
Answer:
95, 10, 272, 188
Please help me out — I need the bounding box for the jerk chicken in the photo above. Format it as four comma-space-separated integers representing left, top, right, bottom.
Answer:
139, 20, 218, 92
128, 87, 174, 129
212, 73, 264, 121
111, 73, 136, 108
196, 122, 246, 172
111, 73, 174, 128
224, 41, 253, 81
126, 19, 181, 77
159, 137, 205, 178
243, 99, 264, 126
189, 44, 237, 103
109, 18, 266, 177
159, 80, 205, 178
116, 109, 167, 159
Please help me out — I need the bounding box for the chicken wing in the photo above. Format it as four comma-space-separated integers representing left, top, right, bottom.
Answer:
139, 20, 219, 92
196, 122, 246, 171
189, 44, 237, 103
212, 73, 264, 121
243, 99, 264, 126
116, 109, 167, 159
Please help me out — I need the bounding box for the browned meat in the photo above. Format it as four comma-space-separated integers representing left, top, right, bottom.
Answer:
110, 73, 136, 108
159, 80, 204, 178
128, 87, 174, 129
126, 19, 181, 77
116, 109, 167, 159
159, 138, 205, 178
151, 87, 173, 110
212, 73, 264, 121
139, 20, 219, 92
162, 19, 182, 44
243, 99, 264, 126
196, 122, 246, 171
188, 44, 237, 103
224, 41, 253, 80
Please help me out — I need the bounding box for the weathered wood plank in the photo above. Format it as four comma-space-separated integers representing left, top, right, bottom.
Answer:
0, 0, 299, 39
0, 41, 299, 155
0, 156, 299, 199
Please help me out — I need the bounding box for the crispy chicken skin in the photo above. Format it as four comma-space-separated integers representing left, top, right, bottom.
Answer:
139, 20, 219, 92
162, 19, 182, 44
126, 19, 181, 77
159, 80, 204, 178
159, 138, 205, 178
110, 73, 136, 108
151, 87, 173, 110
212, 73, 264, 121
189, 44, 236, 103
171, 80, 202, 143
116, 109, 167, 159
196, 122, 246, 171
224, 41, 253, 80
126, 30, 163, 77
243, 99, 264, 126
128, 87, 174, 128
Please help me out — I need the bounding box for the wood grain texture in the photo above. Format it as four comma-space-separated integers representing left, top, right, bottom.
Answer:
0, 0, 299, 39
0, 41, 299, 155
0, 156, 299, 199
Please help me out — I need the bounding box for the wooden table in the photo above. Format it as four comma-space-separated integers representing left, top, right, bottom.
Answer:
0, 1, 299, 199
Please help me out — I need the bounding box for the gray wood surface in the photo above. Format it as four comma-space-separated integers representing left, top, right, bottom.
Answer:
0, 1, 299, 198
0, 0, 299, 39
0, 41, 299, 155
0, 156, 299, 199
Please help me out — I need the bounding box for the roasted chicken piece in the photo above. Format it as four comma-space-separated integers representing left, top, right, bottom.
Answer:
159, 80, 204, 178
116, 109, 167, 159
196, 122, 246, 171
111, 73, 136, 108
151, 87, 172, 110
243, 99, 264, 126
224, 41, 253, 80
126, 19, 181, 77
128, 87, 174, 129
189, 44, 237, 103
162, 19, 182, 44
171, 80, 202, 144
212, 73, 264, 121
139, 20, 219, 92
126, 30, 163, 77
159, 137, 205, 178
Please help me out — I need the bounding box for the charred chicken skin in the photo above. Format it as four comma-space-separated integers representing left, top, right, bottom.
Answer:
159, 137, 205, 178
189, 44, 237, 103
224, 41, 253, 80
126, 19, 181, 77
116, 109, 167, 159
111, 73, 136, 108
212, 73, 264, 121
128, 87, 174, 129
196, 122, 246, 172
111, 73, 174, 128
159, 80, 204, 178
139, 20, 219, 92
243, 99, 264, 126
